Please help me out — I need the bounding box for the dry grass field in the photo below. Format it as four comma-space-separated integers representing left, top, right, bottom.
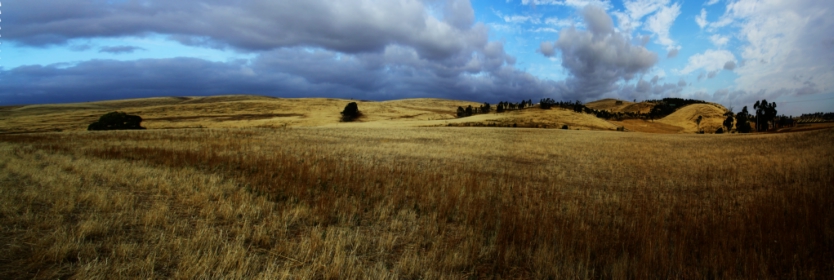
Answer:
0, 96, 482, 133
608, 119, 685, 134
585, 99, 655, 114
1, 124, 832, 279
0, 95, 676, 134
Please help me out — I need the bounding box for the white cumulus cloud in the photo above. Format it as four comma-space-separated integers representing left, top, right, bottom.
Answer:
680, 49, 737, 75
645, 2, 681, 49
696, 9, 708, 29
710, 34, 729, 47
520, 0, 612, 9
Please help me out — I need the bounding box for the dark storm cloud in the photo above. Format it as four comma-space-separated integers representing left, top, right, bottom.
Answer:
99, 46, 146, 54
3, 0, 566, 104
5, 0, 486, 60
542, 5, 658, 101
0, 46, 559, 105
0, 58, 276, 105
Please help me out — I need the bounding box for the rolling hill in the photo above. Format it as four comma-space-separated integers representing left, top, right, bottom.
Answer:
585, 98, 655, 114
0, 95, 738, 134
657, 103, 729, 133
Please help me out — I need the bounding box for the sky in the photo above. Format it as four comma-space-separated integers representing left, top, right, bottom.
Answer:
1, 0, 833, 116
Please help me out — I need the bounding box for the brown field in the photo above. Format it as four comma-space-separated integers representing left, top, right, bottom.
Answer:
1, 123, 832, 279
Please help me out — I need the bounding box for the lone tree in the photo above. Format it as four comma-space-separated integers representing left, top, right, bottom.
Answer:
723, 110, 735, 132
88, 111, 145, 131
341, 102, 361, 122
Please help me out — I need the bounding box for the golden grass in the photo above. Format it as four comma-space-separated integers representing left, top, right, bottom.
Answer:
0, 95, 486, 133
0, 95, 621, 133
1, 127, 832, 279
658, 103, 729, 133
585, 98, 654, 114
609, 119, 684, 134
438, 107, 618, 130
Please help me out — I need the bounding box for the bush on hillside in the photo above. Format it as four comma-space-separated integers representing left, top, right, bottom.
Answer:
341, 102, 361, 122
88, 111, 145, 131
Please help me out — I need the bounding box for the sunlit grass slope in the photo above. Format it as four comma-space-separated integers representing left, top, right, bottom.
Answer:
1, 127, 832, 278
585, 98, 654, 114
0, 95, 621, 133
0, 95, 484, 133
658, 103, 729, 133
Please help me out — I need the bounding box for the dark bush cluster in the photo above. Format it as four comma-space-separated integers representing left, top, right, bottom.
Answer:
88, 112, 145, 131
735, 106, 753, 133
456, 100, 531, 118
797, 112, 834, 123
495, 100, 532, 112
341, 102, 361, 122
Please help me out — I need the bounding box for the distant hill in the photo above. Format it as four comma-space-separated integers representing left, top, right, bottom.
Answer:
585, 98, 654, 114
657, 103, 728, 133
0, 94, 737, 134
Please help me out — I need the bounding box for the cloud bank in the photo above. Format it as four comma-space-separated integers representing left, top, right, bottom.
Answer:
538, 5, 679, 101
1, 0, 561, 104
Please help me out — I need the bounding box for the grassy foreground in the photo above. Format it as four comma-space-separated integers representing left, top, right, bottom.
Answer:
0, 127, 832, 279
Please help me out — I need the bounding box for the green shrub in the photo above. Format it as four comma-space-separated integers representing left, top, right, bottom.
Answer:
88, 112, 145, 131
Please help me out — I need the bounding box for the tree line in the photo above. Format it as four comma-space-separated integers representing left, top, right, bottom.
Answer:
456, 100, 533, 117
721, 99, 789, 133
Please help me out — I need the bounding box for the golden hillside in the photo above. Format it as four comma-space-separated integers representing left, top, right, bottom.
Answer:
1, 95, 748, 134
443, 107, 618, 130
585, 98, 654, 114
657, 103, 729, 133
0, 95, 621, 133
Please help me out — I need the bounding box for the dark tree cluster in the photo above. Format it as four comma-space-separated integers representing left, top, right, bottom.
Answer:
723, 111, 735, 132
539, 98, 556, 109
456, 100, 531, 118
492, 100, 534, 113
88, 111, 145, 131
735, 106, 753, 133
774, 115, 796, 129
341, 102, 361, 122
797, 112, 834, 123
540, 99, 585, 112
457, 102, 491, 117
753, 99, 778, 131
